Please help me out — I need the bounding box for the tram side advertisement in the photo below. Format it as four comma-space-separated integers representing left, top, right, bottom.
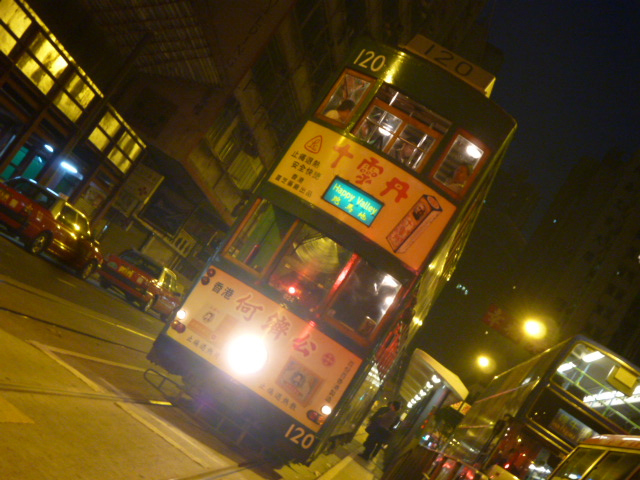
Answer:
166, 266, 362, 446
268, 122, 456, 272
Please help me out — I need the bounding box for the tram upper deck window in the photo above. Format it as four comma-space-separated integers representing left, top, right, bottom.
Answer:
431, 132, 489, 199
317, 70, 373, 127
225, 200, 296, 273
353, 85, 450, 172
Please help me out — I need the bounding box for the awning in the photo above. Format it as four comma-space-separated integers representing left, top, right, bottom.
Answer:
399, 349, 468, 405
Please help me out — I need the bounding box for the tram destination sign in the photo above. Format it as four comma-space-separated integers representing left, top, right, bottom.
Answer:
402, 35, 496, 97
322, 177, 383, 226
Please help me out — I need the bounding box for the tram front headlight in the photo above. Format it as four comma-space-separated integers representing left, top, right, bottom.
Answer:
226, 334, 268, 375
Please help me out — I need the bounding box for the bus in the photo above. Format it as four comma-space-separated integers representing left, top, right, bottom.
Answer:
146, 35, 516, 465
425, 336, 640, 480
547, 435, 640, 480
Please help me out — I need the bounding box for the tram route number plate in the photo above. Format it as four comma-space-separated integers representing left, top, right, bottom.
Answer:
402, 34, 496, 96
284, 422, 316, 450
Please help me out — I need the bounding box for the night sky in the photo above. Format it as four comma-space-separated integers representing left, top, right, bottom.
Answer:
485, 0, 640, 229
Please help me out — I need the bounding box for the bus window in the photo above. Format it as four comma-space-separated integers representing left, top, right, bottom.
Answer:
551, 448, 604, 480
586, 451, 640, 480
554, 342, 640, 434
327, 258, 401, 337
317, 69, 374, 126
225, 200, 295, 273
267, 224, 351, 311
551, 448, 640, 480
432, 132, 488, 198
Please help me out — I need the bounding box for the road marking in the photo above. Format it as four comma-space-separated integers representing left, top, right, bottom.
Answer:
0, 394, 33, 423
29, 341, 228, 468
36, 344, 147, 372
56, 278, 76, 288
115, 401, 230, 469
31, 341, 104, 392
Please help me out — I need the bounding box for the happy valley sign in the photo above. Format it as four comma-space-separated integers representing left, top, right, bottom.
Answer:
322, 177, 383, 226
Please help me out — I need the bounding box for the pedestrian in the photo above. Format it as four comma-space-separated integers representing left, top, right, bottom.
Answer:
359, 400, 402, 461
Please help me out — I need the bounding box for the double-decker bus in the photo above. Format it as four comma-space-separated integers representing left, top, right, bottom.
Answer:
146, 35, 516, 464
548, 435, 640, 480
421, 336, 640, 480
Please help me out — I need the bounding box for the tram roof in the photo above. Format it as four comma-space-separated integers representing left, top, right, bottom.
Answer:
400, 349, 468, 405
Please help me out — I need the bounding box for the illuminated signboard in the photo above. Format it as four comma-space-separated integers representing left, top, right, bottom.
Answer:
322, 177, 383, 226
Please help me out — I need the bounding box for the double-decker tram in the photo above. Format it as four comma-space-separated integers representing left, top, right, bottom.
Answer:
147, 35, 516, 464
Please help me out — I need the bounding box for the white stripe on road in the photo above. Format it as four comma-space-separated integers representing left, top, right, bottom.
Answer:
29, 341, 230, 469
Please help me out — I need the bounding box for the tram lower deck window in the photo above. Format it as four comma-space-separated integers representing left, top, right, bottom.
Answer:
224, 200, 296, 273
267, 224, 352, 311
327, 259, 401, 336
224, 200, 403, 341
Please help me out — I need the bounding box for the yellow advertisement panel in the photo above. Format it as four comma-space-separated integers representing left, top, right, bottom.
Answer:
167, 266, 363, 432
268, 122, 456, 271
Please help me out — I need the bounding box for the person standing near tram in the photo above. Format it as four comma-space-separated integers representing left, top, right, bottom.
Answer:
359, 400, 403, 461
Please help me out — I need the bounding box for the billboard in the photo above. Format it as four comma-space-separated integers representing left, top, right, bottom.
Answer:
268, 122, 456, 271
167, 266, 362, 432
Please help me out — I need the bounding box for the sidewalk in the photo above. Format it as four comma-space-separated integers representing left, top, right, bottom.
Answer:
275, 430, 385, 480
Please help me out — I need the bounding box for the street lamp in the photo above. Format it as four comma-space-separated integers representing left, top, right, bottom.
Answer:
523, 318, 547, 340
469, 354, 497, 394
477, 355, 491, 369
476, 354, 496, 374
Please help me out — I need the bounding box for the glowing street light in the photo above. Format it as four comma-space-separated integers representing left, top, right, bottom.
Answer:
523, 318, 547, 340
477, 355, 490, 368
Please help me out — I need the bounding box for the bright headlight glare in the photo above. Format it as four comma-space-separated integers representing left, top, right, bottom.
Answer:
321, 405, 332, 415
176, 309, 187, 320
226, 334, 268, 374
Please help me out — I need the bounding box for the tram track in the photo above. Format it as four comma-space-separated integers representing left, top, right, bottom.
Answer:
0, 379, 171, 405
0, 277, 152, 354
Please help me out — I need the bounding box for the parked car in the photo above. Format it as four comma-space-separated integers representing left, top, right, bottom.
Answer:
0, 177, 103, 279
98, 249, 182, 320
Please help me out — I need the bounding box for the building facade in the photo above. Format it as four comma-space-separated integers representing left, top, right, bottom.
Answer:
513, 149, 640, 362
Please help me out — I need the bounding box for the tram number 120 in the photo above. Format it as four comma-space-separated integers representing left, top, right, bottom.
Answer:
353, 49, 386, 72
284, 423, 316, 449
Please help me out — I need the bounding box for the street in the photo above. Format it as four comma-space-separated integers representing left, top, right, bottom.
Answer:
0, 235, 379, 480
0, 233, 285, 479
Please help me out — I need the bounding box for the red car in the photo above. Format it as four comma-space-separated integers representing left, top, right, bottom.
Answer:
98, 249, 182, 320
0, 177, 103, 279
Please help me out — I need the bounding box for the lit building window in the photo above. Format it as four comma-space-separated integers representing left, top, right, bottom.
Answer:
89, 110, 145, 173
53, 72, 98, 121
16, 32, 68, 94
0, 0, 31, 55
